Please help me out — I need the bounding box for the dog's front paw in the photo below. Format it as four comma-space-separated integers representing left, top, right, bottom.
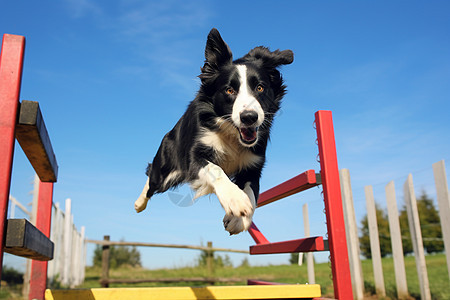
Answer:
217, 184, 254, 217
223, 213, 253, 235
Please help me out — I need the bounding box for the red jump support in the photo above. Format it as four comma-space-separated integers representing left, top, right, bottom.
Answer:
1, 34, 56, 300
315, 110, 353, 299
29, 181, 54, 300
0, 34, 25, 273
248, 223, 270, 245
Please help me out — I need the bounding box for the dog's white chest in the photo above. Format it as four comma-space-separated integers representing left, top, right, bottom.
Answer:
220, 146, 261, 176
199, 127, 262, 176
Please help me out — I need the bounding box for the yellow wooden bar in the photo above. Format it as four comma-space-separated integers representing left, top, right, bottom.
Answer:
45, 284, 321, 300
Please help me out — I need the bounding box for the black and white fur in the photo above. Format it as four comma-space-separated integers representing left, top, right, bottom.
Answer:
135, 28, 293, 235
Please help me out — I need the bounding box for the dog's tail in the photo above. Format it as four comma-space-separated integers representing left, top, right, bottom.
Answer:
145, 163, 152, 177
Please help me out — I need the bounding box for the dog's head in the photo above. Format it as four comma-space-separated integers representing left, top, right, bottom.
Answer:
199, 28, 293, 147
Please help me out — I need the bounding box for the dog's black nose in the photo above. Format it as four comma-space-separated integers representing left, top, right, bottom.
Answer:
240, 110, 258, 126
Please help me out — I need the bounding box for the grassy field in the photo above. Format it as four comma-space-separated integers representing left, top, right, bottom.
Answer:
2, 254, 449, 299
80, 254, 449, 299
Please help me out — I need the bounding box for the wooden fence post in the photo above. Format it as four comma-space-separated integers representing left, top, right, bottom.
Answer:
385, 181, 409, 299
78, 226, 86, 286
62, 198, 72, 286
365, 185, 386, 297
340, 169, 364, 299
302, 203, 315, 284
432, 160, 450, 279
48, 202, 61, 283
207, 241, 213, 279
101, 235, 110, 288
404, 174, 431, 300
72, 229, 80, 287
55, 203, 63, 282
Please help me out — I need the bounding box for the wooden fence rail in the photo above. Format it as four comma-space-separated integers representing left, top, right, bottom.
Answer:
89, 236, 249, 287
87, 239, 249, 254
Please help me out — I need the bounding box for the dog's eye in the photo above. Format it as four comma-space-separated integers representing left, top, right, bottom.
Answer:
256, 85, 264, 92
226, 88, 236, 95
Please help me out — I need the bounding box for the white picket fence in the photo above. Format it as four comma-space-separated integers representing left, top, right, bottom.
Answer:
48, 198, 86, 288
340, 160, 450, 300
8, 176, 86, 289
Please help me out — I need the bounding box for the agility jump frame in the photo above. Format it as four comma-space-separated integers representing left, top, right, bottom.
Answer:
46, 111, 352, 300
1, 34, 58, 300
247, 110, 353, 299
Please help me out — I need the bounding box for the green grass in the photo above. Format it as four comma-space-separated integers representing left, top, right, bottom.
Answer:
2, 254, 449, 299
361, 254, 450, 300
0, 283, 23, 300
77, 254, 449, 299
80, 263, 336, 297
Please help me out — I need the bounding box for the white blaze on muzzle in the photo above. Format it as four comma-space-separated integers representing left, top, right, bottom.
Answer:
232, 65, 265, 145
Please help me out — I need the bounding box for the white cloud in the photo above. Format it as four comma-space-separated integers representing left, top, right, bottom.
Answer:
105, 1, 212, 95
116, 1, 210, 40
64, 0, 103, 19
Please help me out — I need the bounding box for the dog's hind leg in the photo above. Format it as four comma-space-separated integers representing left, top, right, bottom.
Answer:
135, 177, 151, 213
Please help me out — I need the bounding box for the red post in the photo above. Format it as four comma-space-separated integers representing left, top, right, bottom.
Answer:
29, 181, 54, 300
0, 34, 26, 275
248, 223, 270, 245
315, 111, 353, 299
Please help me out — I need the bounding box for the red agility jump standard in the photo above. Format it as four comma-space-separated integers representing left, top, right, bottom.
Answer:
1, 34, 58, 300
248, 111, 353, 300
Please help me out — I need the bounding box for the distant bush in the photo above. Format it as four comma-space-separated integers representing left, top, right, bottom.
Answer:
196, 249, 232, 268
1, 266, 23, 285
93, 243, 142, 268
239, 258, 250, 267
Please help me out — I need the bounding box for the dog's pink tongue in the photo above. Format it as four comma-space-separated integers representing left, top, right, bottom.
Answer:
240, 127, 257, 142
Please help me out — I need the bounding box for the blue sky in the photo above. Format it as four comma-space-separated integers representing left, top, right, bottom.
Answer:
2, 1, 449, 271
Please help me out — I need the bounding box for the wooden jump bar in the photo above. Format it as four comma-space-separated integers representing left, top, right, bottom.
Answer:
250, 236, 326, 255
257, 170, 321, 208
15, 100, 58, 182
4, 219, 54, 261
45, 284, 322, 300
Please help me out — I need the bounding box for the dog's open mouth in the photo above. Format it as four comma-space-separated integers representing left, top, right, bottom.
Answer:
239, 126, 258, 145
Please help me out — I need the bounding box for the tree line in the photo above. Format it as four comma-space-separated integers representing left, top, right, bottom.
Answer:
359, 191, 443, 258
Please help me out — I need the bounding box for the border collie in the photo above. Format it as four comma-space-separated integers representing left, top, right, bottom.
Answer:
135, 28, 293, 235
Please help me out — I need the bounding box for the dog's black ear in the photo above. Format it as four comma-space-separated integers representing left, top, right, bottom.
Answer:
245, 47, 294, 69
200, 29, 233, 80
